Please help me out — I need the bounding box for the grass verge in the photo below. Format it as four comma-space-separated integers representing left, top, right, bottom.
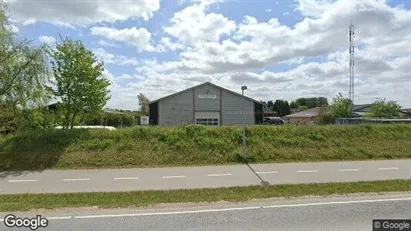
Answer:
1, 179, 411, 212
1, 124, 411, 170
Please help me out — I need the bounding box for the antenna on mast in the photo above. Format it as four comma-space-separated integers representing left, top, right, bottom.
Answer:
349, 20, 355, 104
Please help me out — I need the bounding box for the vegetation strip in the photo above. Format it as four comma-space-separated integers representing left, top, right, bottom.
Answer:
1, 179, 410, 212
1, 124, 411, 171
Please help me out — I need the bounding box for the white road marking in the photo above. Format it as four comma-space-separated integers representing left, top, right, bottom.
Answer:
0, 218, 3, 222
338, 169, 360, 172
8, 180, 37, 183
74, 206, 261, 219
256, 171, 278, 175
70, 197, 411, 220
162, 175, 186, 179
63, 178, 90, 181
207, 173, 232, 177
297, 170, 319, 173
114, 177, 139, 180
378, 167, 399, 171
47, 216, 72, 220
262, 197, 411, 209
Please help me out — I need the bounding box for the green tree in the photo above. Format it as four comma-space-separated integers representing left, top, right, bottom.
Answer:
367, 98, 402, 119
329, 93, 353, 118
273, 99, 291, 117
283, 100, 291, 116
137, 93, 150, 116
0, 4, 49, 107
290, 101, 299, 109
295, 97, 328, 109
47, 36, 111, 129
267, 100, 274, 110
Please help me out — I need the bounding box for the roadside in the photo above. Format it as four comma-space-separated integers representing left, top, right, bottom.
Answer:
1, 124, 411, 171
2, 192, 410, 231
1, 179, 411, 212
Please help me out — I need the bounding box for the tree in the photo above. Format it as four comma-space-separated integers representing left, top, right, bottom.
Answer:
273, 99, 291, 117
0, 4, 49, 107
137, 93, 150, 115
295, 97, 328, 109
290, 101, 299, 109
47, 36, 111, 129
267, 100, 274, 110
329, 93, 353, 118
367, 98, 402, 119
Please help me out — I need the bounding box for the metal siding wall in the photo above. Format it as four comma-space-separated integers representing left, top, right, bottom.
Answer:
221, 90, 254, 125
194, 85, 221, 111
158, 90, 194, 126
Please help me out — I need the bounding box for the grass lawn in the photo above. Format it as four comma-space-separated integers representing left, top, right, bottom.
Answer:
0, 124, 410, 170
1, 179, 410, 212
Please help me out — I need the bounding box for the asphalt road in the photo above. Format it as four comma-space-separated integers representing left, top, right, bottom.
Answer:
1, 193, 411, 231
0, 159, 410, 194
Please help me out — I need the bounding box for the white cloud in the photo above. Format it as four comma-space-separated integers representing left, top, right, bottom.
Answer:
164, 3, 236, 46
93, 48, 138, 66
158, 37, 185, 51
6, 0, 160, 26
38, 36, 56, 46
6, 24, 19, 33
266, 9, 272, 12
91, 27, 185, 53
102, 69, 147, 110
91, 27, 153, 52
131, 0, 410, 108
152, 0, 410, 75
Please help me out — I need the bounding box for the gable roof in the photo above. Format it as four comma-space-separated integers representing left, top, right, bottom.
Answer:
149, 82, 263, 105
284, 107, 327, 118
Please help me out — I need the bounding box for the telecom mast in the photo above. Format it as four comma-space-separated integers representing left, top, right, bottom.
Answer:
349, 21, 355, 104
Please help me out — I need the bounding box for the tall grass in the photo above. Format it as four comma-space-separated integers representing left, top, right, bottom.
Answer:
0, 124, 410, 170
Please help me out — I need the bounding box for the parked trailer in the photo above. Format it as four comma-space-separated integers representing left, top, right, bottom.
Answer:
54, 126, 117, 130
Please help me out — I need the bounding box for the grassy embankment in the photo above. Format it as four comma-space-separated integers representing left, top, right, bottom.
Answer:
1, 179, 411, 212
0, 124, 410, 170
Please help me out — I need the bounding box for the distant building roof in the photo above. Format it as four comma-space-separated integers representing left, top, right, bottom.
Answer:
284, 107, 327, 118
402, 109, 411, 114
103, 109, 126, 114
353, 104, 372, 112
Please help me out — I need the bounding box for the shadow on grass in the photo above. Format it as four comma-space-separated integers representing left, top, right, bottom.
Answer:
0, 129, 88, 178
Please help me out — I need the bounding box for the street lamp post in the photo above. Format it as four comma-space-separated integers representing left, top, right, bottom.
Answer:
241, 85, 247, 162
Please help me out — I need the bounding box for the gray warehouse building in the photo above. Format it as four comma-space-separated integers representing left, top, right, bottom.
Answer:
149, 82, 264, 126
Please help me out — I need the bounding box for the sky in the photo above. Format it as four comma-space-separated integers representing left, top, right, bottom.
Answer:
4, 0, 411, 110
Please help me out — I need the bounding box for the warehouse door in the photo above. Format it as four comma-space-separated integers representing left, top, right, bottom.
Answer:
195, 112, 220, 126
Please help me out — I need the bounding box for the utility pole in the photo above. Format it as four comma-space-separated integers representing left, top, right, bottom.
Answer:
241, 85, 247, 162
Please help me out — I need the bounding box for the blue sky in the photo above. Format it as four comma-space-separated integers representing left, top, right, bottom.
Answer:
5, 0, 411, 110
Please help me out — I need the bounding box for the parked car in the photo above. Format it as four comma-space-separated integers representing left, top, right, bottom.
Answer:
263, 117, 284, 125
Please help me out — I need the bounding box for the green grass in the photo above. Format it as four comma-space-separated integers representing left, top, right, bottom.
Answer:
1, 179, 411, 212
0, 124, 411, 170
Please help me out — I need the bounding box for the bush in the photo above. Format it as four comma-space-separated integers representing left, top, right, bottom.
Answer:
315, 114, 335, 125
83, 112, 137, 128
0, 124, 410, 170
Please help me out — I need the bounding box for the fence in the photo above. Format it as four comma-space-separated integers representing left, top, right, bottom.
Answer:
335, 118, 411, 125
